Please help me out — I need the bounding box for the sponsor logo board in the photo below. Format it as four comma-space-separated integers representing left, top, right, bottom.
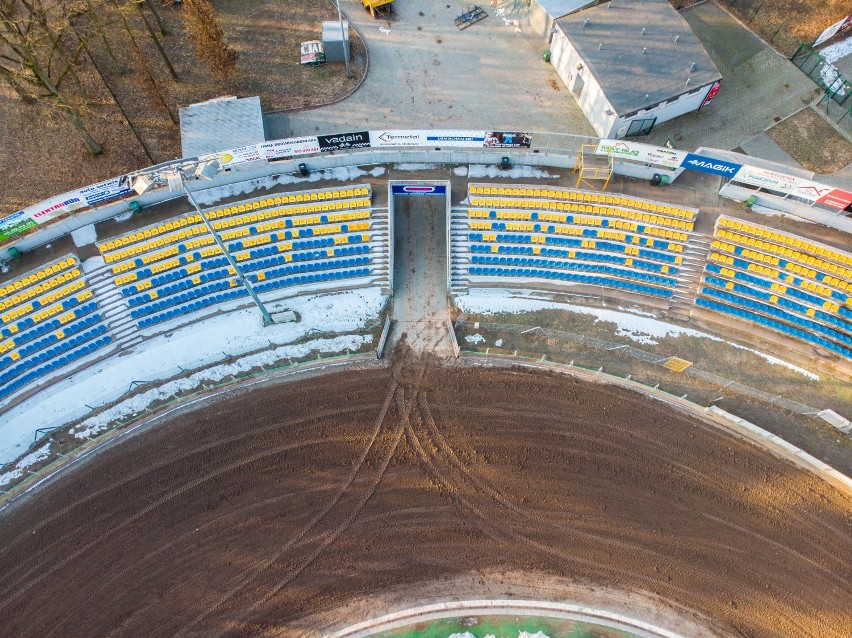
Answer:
260, 136, 321, 161
681, 153, 741, 176
483, 131, 532, 148
733, 166, 800, 193
701, 80, 721, 107
597, 140, 685, 168
300, 40, 325, 64
317, 131, 371, 151
391, 184, 446, 195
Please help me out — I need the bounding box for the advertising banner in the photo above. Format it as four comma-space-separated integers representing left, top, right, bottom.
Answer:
317, 131, 371, 151
732, 165, 800, 194
425, 130, 488, 146
78, 177, 133, 206
596, 140, 686, 168
814, 16, 852, 47
391, 184, 447, 196
370, 130, 432, 147
818, 188, 852, 211
483, 131, 532, 148
260, 136, 321, 161
300, 40, 325, 64
0, 211, 38, 242
201, 143, 264, 167
681, 153, 742, 177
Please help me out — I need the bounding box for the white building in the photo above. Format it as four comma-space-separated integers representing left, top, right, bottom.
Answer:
550, 0, 722, 139
527, 0, 597, 42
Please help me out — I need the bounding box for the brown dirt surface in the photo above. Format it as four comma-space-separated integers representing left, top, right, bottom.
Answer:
767, 106, 852, 173
0, 356, 849, 638
673, 0, 851, 55
0, 0, 366, 217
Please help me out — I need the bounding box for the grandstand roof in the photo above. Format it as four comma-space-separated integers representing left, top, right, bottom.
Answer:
179, 96, 266, 159
555, 0, 721, 115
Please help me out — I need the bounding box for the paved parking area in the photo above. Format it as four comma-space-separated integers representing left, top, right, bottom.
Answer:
267, 0, 594, 138
647, 1, 818, 151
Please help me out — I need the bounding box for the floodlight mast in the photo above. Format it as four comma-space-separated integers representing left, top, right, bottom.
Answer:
174, 169, 275, 326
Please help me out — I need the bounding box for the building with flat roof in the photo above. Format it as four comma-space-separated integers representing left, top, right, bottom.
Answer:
549, 0, 722, 139
179, 96, 266, 159
527, 0, 597, 42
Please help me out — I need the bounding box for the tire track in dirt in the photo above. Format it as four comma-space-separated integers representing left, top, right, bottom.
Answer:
0, 434, 356, 615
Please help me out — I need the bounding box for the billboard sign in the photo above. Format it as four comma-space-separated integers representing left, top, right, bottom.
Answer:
814, 16, 852, 47
681, 153, 741, 177
300, 40, 325, 64
391, 184, 447, 196
202, 143, 263, 167
425, 131, 487, 146
483, 131, 532, 148
78, 177, 133, 206
0, 211, 38, 242
732, 165, 800, 193
317, 131, 371, 151
370, 130, 431, 147
596, 140, 685, 168
260, 136, 321, 161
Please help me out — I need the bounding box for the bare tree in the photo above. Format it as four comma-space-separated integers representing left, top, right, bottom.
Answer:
181, 0, 236, 78
0, 0, 103, 153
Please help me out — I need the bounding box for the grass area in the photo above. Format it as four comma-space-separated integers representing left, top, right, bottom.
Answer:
0, 0, 367, 217
767, 106, 852, 173
455, 304, 852, 474
370, 614, 638, 638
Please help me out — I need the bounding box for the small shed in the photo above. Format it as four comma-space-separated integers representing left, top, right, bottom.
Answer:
322, 20, 350, 63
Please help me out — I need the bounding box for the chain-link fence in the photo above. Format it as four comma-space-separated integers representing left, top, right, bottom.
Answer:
456, 317, 824, 418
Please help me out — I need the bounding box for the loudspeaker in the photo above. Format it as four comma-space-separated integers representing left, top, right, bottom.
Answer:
500, 156, 511, 170
298, 163, 309, 177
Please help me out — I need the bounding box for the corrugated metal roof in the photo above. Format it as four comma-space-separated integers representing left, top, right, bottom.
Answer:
556, 0, 721, 115
179, 96, 266, 159
535, 0, 597, 20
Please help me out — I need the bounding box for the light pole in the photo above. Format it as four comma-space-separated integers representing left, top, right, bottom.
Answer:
337, 0, 352, 79
175, 170, 275, 326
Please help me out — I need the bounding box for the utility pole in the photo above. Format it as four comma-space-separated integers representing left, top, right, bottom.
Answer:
338, 0, 352, 78
177, 171, 275, 326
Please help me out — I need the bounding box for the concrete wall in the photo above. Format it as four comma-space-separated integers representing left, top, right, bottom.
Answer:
550, 29, 618, 138
719, 182, 852, 233
611, 83, 716, 138
528, 0, 553, 43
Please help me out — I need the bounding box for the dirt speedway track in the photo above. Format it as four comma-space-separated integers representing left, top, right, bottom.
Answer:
0, 357, 849, 638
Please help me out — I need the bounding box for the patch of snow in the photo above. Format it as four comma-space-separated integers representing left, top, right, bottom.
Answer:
70, 224, 97, 247
81, 256, 105, 273
465, 333, 485, 344
113, 210, 134, 222
820, 35, 852, 64
0, 288, 385, 465
749, 204, 816, 223
453, 166, 469, 176
467, 165, 557, 180
495, 339, 503, 347
0, 445, 50, 487
456, 291, 819, 379
72, 333, 371, 441
193, 166, 385, 206
617, 306, 656, 318
448, 633, 476, 638
393, 163, 442, 170
519, 632, 550, 638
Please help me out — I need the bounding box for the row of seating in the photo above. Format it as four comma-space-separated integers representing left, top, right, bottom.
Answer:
126, 266, 235, 309
467, 267, 673, 297
0, 256, 78, 298
137, 289, 249, 329
469, 243, 677, 275
98, 186, 370, 254
470, 255, 677, 287
131, 279, 240, 319
466, 200, 693, 231
714, 230, 852, 285
0, 301, 98, 348
0, 312, 103, 364
467, 184, 696, 220
0, 335, 113, 401
705, 263, 850, 318
253, 268, 372, 294
718, 217, 852, 268
466, 213, 689, 244
703, 275, 852, 338
246, 256, 371, 284
695, 296, 851, 358
0, 325, 110, 394
468, 233, 682, 265
213, 204, 371, 236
